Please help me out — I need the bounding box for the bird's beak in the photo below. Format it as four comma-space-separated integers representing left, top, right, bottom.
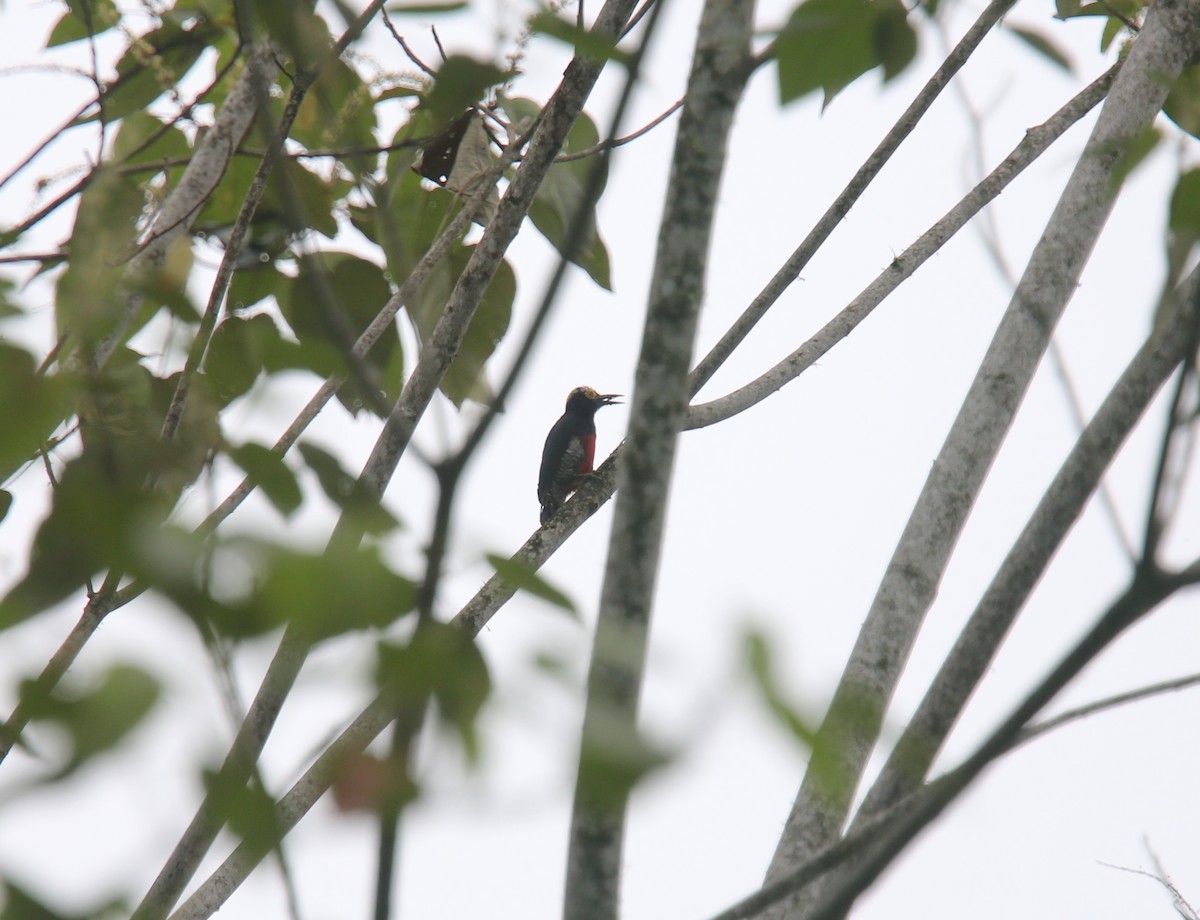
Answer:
599, 394, 622, 407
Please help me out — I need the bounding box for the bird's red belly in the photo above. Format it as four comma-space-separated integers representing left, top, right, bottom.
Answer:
577, 433, 596, 476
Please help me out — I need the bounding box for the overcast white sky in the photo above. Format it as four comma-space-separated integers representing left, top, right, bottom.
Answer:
1, 1, 1198, 919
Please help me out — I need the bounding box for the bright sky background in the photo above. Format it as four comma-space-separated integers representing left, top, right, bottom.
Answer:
1, 1, 1198, 919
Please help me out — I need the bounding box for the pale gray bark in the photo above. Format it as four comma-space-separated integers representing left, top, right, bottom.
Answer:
562, 2, 755, 919
758, 1, 1200, 916
149, 3, 641, 918
87, 43, 273, 371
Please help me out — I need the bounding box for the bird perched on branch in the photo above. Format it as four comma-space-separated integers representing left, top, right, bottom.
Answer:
538, 386, 621, 523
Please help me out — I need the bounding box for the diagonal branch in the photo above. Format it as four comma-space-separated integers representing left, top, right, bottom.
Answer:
685, 62, 1117, 429
687, 0, 1019, 399
756, 2, 1200, 915
811, 256, 1200, 911
142, 3, 643, 918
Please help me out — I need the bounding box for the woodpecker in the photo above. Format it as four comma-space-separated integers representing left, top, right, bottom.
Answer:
538, 386, 621, 523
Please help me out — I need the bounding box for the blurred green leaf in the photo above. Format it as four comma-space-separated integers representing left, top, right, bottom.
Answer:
743, 628, 817, 747
0, 342, 73, 480
0, 275, 23, 318
1108, 124, 1160, 191
18, 663, 160, 779
503, 98, 612, 290
293, 58, 377, 175
577, 710, 671, 811
1004, 24, 1072, 72
775, 0, 917, 106
1165, 65, 1200, 141
0, 491, 12, 525
281, 253, 398, 413
253, 545, 416, 640
205, 313, 273, 403
420, 55, 511, 131
527, 11, 629, 63
228, 442, 302, 516
239, 1, 329, 69
377, 623, 491, 760
202, 766, 282, 852
227, 264, 283, 311
0, 877, 124, 920
112, 110, 192, 167
0, 453, 158, 628
1169, 168, 1200, 237
88, 18, 217, 123
47, 0, 120, 48
55, 166, 144, 348
297, 441, 399, 534
486, 553, 576, 613
408, 244, 514, 406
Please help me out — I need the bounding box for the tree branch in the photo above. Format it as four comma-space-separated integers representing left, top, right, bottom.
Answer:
757, 1, 1200, 913
563, 2, 754, 918
685, 61, 1118, 429
687, 0, 1020, 399
811, 257, 1200, 910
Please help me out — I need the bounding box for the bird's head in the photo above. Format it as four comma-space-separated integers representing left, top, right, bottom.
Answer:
565, 386, 622, 415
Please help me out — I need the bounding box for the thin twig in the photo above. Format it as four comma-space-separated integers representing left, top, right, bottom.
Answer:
381, 9, 435, 77
686, 63, 1118, 429
554, 98, 681, 161
687, 0, 1022, 399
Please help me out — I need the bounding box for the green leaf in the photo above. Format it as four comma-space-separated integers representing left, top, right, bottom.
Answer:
372, 164, 455, 282
0, 491, 12, 525
0, 343, 73, 480
1169, 168, 1200, 237
47, 0, 120, 47
89, 18, 217, 123
503, 98, 613, 290
228, 442, 302, 516
293, 58, 378, 173
377, 623, 491, 761
527, 11, 629, 63
197, 155, 337, 252
577, 713, 671, 811
252, 546, 417, 640
0, 453, 159, 628
239, 1, 330, 69
18, 663, 160, 779
111, 110, 192, 166
407, 244, 514, 406
1108, 124, 1160, 191
1164, 65, 1200, 141
486, 553, 577, 613
775, 0, 918, 106
202, 766, 283, 852
743, 628, 817, 747
281, 253, 398, 413
205, 313, 280, 404
0, 877, 124, 920
0, 275, 23, 318
420, 55, 511, 131
1004, 24, 1073, 72
55, 166, 145, 349
298, 441, 399, 534
227, 264, 283, 311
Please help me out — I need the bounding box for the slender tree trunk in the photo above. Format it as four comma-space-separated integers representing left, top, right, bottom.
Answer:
561, 2, 756, 918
